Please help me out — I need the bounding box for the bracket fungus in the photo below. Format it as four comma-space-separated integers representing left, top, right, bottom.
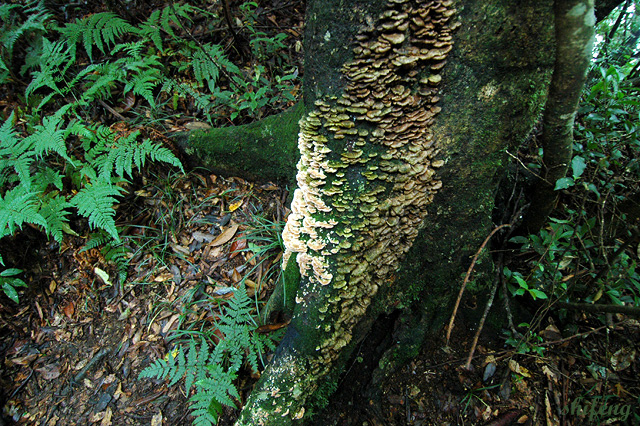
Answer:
275, 0, 456, 419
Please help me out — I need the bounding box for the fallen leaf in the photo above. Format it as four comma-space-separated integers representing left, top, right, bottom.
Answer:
193, 231, 216, 243
229, 200, 243, 212
230, 235, 248, 258
151, 411, 163, 426
154, 272, 174, 282
508, 359, 531, 378
611, 347, 636, 371
184, 121, 212, 131
10, 354, 38, 366
100, 407, 113, 426
94, 267, 112, 287
36, 363, 61, 380
211, 225, 239, 247
171, 244, 190, 256
63, 301, 75, 319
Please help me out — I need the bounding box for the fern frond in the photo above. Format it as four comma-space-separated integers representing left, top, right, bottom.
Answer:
0, 185, 47, 237
184, 338, 199, 395
190, 365, 239, 425
101, 241, 130, 284
80, 61, 125, 102
24, 38, 72, 101
70, 180, 124, 241
0, 2, 51, 60
59, 12, 136, 61
124, 69, 160, 107
93, 131, 183, 180
192, 45, 221, 92
38, 193, 71, 243
23, 115, 75, 165
81, 231, 112, 252
32, 167, 64, 192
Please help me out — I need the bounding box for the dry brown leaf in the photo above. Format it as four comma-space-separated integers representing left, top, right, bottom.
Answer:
611, 347, 636, 371
151, 411, 163, 426
100, 407, 113, 426
508, 359, 531, 378
211, 224, 239, 247
63, 301, 74, 319
10, 354, 38, 366
36, 363, 61, 380
162, 314, 181, 334
154, 272, 174, 282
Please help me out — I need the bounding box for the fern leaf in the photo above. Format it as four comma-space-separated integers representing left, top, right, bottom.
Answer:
101, 242, 130, 284
0, 2, 50, 60
184, 338, 199, 395
38, 193, 71, 243
124, 70, 160, 107
0, 116, 34, 187
59, 12, 136, 61
23, 115, 75, 166
80, 231, 112, 252
0, 185, 47, 236
70, 180, 124, 241
95, 131, 183, 180
25, 38, 71, 100
80, 61, 124, 102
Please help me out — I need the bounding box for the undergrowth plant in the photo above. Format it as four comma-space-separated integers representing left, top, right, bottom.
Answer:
503, 59, 640, 348
139, 285, 282, 425
502, 4, 640, 348
0, 1, 298, 301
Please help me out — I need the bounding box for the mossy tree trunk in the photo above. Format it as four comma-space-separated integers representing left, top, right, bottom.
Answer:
226, 0, 582, 424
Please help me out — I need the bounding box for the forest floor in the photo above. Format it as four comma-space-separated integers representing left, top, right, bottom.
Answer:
0, 167, 638, 426
0, 0, 639, 425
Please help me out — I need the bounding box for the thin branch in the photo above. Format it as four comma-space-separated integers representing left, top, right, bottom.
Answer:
464, 260, 501, 370
445, 223, 511, 345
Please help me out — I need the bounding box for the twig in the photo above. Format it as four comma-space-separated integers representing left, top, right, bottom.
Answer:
222, 0, 242, 49
445, 223, 511, 345
98, 99, 127, 121
464, 259, 501, 370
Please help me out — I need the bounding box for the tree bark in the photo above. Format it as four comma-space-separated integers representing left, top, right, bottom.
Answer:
522, 0, 595, 234
174, 101, 304, 184
235, 0, 558, 424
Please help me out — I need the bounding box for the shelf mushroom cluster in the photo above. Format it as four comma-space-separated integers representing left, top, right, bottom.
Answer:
282, 0, 457, 368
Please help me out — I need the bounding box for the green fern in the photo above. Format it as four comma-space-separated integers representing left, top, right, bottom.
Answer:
138, 4, 197, 52
58, 12, 136, 61
0, 1, 51, 80
0, 185, 47, 240
89, 130, 183, 180
139, 286, 281, 425
192, 43, 239, 92
24, 38, 74, 102
38, 193, 72, 243
70, 180, 125, 241
24, 115, 76, 165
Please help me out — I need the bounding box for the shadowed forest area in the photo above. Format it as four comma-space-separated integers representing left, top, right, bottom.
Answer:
0, 0, 639, 425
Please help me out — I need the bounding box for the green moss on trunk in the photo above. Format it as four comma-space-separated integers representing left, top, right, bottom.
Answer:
174, 102, 304, 183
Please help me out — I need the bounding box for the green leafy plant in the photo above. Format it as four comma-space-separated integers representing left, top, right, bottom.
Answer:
503, 323, 545, 356
0, 268, 27, 303
139, 285, 281, 425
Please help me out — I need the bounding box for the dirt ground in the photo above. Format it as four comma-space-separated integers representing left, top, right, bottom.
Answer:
0, 169, 638, 426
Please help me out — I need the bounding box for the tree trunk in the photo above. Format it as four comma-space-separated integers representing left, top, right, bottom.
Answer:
235, 0, 559, 424
522, 0, 595, 234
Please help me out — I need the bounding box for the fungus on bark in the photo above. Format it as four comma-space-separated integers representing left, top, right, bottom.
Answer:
239, 0, 458, 423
